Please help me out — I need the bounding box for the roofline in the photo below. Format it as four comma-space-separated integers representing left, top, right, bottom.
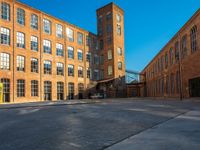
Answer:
16, 0, 96, 35
96, 2, 124, 13
141, 8, 200, 73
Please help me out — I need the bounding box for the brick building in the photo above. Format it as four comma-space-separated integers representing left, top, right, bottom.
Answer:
0, 0, 125, 103
141, 9, 200, 98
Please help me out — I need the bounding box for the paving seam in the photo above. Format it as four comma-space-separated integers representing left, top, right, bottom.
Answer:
102, 109, 191, 150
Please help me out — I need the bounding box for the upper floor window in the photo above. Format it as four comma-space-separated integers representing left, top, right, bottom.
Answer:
117, 24, 121, 35
94, 69, 99, 80
31, 36, 38, 51
98, 15, 103, 25
1, 2, 10, 21
108, 50, 112, 60
86, 36, 91, 47
17, 32, 25, 48
56, 43, 64, 56
78, 49, 83, 61
17, 8, 25, 25
17, 55, 25, 71
43, 19, 51, 34
17, 80, 25, 97
100, 55, 104, 65
0, 53, 10, 70
68, 64, 74, 76
44, 60, 51, 74
66, 28, 74, 42
56, 24, 63, 38
118, 61, 122, 70
86, 52, 91, 63
94, 55, 99, 65
0, 27, 10, 45
117, 47, 122, 56
181, 35, 187, 58
106, 24, 112, 34
175, 41, 180, 62
87, 68, 91, 79
106, 12, 112, 21
31, 14, 38, 30
57, 62, 64, 75
68, 46, 74, 59
169, 48, 174, 65
108, 65, 113, 76
98, 27, 103, 36
31, 58, 38, 73
78, 66, 83, 78
116, 14, 121, 22
165, 53, 168, 69
190, 25, 198, 53
100, 40, 104, 50
43, 40, 51, 54
77, 32, 83, 45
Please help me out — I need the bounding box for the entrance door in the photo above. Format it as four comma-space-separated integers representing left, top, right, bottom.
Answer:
0, 78, 10, 102
44, 81, 52, 101
189, 77, 200, 97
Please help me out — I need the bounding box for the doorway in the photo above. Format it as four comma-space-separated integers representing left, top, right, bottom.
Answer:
189, 77, 200, 97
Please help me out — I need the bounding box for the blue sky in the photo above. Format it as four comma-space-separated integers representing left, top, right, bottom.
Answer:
19, 0, 200, 71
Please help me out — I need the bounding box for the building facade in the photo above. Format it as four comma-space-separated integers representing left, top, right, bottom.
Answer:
0, 0, 125, 103
141, 9, 200, 98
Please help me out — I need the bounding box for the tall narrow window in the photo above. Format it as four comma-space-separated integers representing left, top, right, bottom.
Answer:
57, 62, 64, 75
31, 36, 38, 51
43, 19, 51, 34
87, 68, 91, 79
30, 14, 38, 30
117, 47, 122, 56
78, 66, 83, 78
86, 36, 91, 47
17, 32, 25, 48
181, 35, 187, 58
68, 82, 74, 100
43, 40, 51, 54
106, 12, 112, 21
66, 28, 74, 42
56, 24, 63, 38
68, 46, 74, 59
17, 56, 25, 71
0, 53, 10, 70
117, 24, 121, 35
116, 14, 121, 23
77, 32, 83, 45
31, 58, 38, 73
190, 25, 198, 53
165, 53, 168, 69
170, 73, 175, 95
31, 80, 38, 97
78, 49, 83, 61
44, 81, 52, 101
57, 82, 64, 100
94, 55, 99, 65
176, 71, 180, 94
106, 24, 112, 34
94, 69, 99, 80
86, 53, 91, 63
17, 80, 25, 97
0, 27, 10, 45
118, 61, 122, 70
44, 60, 51, 74
100, 40, 104, 50
1, 2, 10, 21
175, 41, 180, 63
169, 48, 174, 65
56, 43, 63, 56
17, 8, 25, 25
108, 50, 112, 60
68, 64, 74, 76
108, 65, 113, 75
0, 78, 10, 102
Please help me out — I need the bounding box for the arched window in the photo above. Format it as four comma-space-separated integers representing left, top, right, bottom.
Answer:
190, 25, 198, 53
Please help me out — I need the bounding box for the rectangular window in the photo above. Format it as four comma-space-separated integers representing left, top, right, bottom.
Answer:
86, 53, 91, 63
108, 65, 113, 75
17, 32, 25, 48
108, 50, 112, 60
17, 56, 25, 71
118, 61, 122, 70
43, 40, 51, 54
43, 19, 51, 34
100, 40, 104, 50
181, 35, 187, 58
0, 53, 10, 70
106, 12, 112, 21
68, 46, 74, 59
117, 47, 122, 56
44, 60, 51, 74
56, 24, 63, 38
57, 82, 64, 100
17, 8, 25, 25
68, 64, 74, 76
78, 49, 83, 61
57, 62, 64, 75
78, 66, 83, 78
1, 2, 10, 21
116, 14, 121, 23
31, 80, 38, 97
94, 55, 99, 65
31, 36, 38, 51
94, 69, 99, 80
100, 55, 104, 65
0, 27, 10, 45
56, 43, 63, 56
117, 24, 121, 35
31, 14, 38, 30
106, 24, 112, 34
87, 68, 91, 79
100, 69, 104, 80
66, 28, 74, 42
31, 58, 38, 73
77, 32, 83, 45
17, 79, 25, 97
86, 36, 91, 47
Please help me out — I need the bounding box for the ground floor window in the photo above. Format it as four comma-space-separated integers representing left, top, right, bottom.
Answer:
68, 82, 74, 100
0, 78, 10, 102
17, 79, 25, 97
44, 81, 51, 101
31, 80, 38, 97
78, 83, 84, 99
57, 82, 64, 100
